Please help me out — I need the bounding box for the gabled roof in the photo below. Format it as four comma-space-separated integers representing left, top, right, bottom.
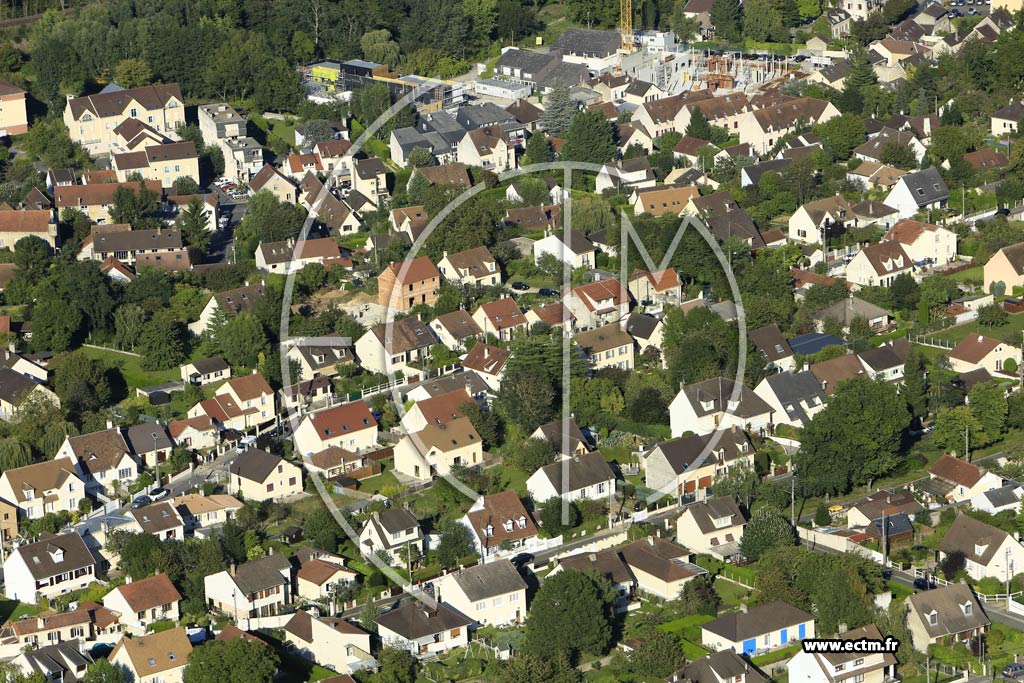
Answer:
229, 553, 292, 595
646, 428, 751, 476
896, 167, 949, 206
576, 324, 634, 354
130, 501, 183, 534
67, 84, 182, 121
938, 514, 1012, 566
751, 97, 833, 131
111, 628, 192, 676
229, 448, 291, 483
366, 316, 439, 354
857, 240, 912, 276
461, 343, 508, 375
1, 459, 80, 504
448, 559, 526, 601
107, 573, 181, 612
303, 401, 377, 444
13, 533, 94, 580
677, 377, 773, 419
749, 324, 792, 363
534, 452, 615, 495
702, 600, 813, 641
411, 416, 479, 453
907, 584, 989, 638
929, 453, 988, 487
465, 489, 538, 547
376, 601, 471, 639
948, 334, 1005, 365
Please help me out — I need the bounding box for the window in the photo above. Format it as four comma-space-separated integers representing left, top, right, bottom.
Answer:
288, 477, 297, 486
492, 596, 503, 606
266, 483, 274, 493
854, 659, 864, 666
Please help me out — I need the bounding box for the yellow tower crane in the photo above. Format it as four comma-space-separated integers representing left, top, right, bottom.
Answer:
620, 0, 633, 51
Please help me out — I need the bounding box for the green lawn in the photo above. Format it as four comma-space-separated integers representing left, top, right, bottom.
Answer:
277, 651, 338, 683
0, 600, 39, 623
79, 346, 181, 397
944, 265, 982, 282
926, 311, 1024, 345
714, 578, 751, 606
357, 462, 404, 496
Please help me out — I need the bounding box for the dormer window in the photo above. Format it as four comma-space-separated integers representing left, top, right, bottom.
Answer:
974, 543, 987, 556
928, 610, 938, 626
962, 602, 973, 616
700, 399, 714, 411
49, 548, 64, 562
517, 515, 527, 529
484, 524, 493, 538
503, 520, 513, 533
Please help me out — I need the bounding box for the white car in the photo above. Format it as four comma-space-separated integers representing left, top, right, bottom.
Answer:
148, 487, 170, 501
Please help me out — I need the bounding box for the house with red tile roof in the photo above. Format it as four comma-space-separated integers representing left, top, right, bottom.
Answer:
460, 343, 508, 391
628, 268, 683, 305
846, 240, 914, 287
293, 400, 378, 456
566, 279, 631, 329
924, 454, 1002, 503
401, 388, 474, 433
103, 574, 181, 635
881, 218, 956, 266
186, 372, 276, 433
460, 490, 540, 560
471, 297, 528, 341
947, 334, 1021, 374
377, 256, 440, 312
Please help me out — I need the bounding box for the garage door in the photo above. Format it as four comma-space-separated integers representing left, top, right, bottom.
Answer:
743, 639, 756, 655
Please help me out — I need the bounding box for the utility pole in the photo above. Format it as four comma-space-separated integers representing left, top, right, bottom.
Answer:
790, 471, 796, 526
1007, 546, 1014, 610
965, 423, 970, 461
926, 655, 930, 683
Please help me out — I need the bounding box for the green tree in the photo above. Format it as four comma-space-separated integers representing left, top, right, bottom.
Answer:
113, 58, 153, 88
139, 311, 187, 371
30, 279, 83, 353
740, 506, 795, 561
977, 303, 1008, 328
507, 437, 557, 472
933, 406, 980, 456
52, 351, 112, 416
844, 46, 878, 93
561, 110, 617, 164
814, 505, 832, 526
83, 659, 125, 683
522, 131, 555, 166
111, 181, 160, 227
361, 29, 401, 67
968, 381, 1007, 446
879, 141, 917, 170
815, 113, 867, 160
743, 0, 787, 42
436, 519, 474, 567
376, 647, 415, 683
305, 506, 340, 553
217, 312, 269, 368
629, 629, 685, 677
178, 197, 211, 254
539, 84, 576, 136
712, 460, 759, 508
182, 637, 279, 683
498, 363, 555, 432
407, 146, 433, 167
903, 348, 928, 419
685, 107, 714, 141
711, 0, 743, 40
114, 303, 146, 350
494, 653, 580, 683
13, 235, 51, 285
795, 376, 910, 495
540, 498, 581, 536
526, 569, 615, 659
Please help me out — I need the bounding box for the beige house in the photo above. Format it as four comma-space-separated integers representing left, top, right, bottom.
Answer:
295, 551, 358, 603
990, 100, 1024, 136
352, 157, 389, 207
282, 610, 374, 675
55, 428, 140, 496
628, 268, 684, 305
787, 194, 854, 244
228, 449, 303, 502
187, 372, 276, 433
171, 493, 242, 532
168, 415, 219, 452
566, 279, 631, 329
643, 428, 754, 502
676, 497, 747, 560
103, 574, 182, 635
250, 164, 299, 203
438, 246, 500, 287
905, 584, 989, 652
293, 401, 378, 456
457, 127, 515, 172
64, 84, 185, 156
0, 458, 84, 522
576, 324, 635, 371
111, 142, 199, 188
110, 628, 192, 683
619, 536, 701, 600
532, 229, 596, 269
0, 602, 120, 657
787, 624, 897, 683
393, 417, 482, 480
0, 209, 58, 250
435, 560, 527, 627
925, 454, 1003, 503
204, 553, 293, 622
376, 601, 471, 658
739, 98, 840, 155
55, 181, 163, 225
937, 514, 1024, 581
984, 241, 1024, 294
882, 219, 957, 266
947, 334, 1021, 374
0, 80, 28, 136
0, 368, 59, 423
127, 501, 185, 540
461, 490, 540, 561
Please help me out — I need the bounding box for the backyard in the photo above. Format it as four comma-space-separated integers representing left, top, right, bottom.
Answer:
79, 345, 182, 397
925, 311, 1024, 346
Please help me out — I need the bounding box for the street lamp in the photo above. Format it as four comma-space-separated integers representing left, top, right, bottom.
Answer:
1007, 547, 1014, 610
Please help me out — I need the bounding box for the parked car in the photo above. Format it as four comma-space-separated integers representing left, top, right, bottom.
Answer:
1002, 664, 1024, 679
149, 487, 170, 501
511, 553, 535, 568
131, 495, 152, 510
510, 281, 530, 291
538, 287, 559, 297
913, 577, 935, 591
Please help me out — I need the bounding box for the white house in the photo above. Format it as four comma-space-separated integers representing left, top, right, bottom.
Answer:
3, 532, 97, 602
884, 167, 949, 219
669, 377, 774, 438
526, 453, 616, 503
937, 514, 1024, 581
375, 601, 471, 658
701, 600, 815, 655
434, 560, 527, 627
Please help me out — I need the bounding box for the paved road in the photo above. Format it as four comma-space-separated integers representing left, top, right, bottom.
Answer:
207, 199, 248, 264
